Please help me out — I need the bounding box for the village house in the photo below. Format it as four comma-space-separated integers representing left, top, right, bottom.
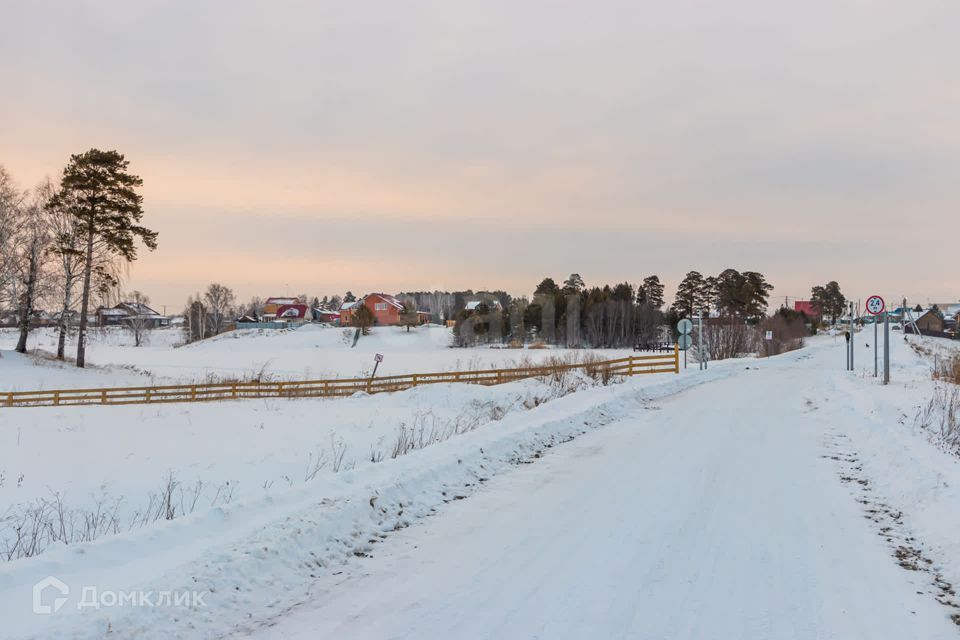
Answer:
904, 308, 946, 336
340, 293, 430, 327
274, 303, 311, 321
793, 300, 820, 321
262, 297, 301, 320
312, 307, 341, 324
96, 302, 168, 328
464, 299, 504, 314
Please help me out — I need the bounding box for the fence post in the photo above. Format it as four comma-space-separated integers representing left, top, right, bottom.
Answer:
145, 389, 152, 403
232, 384, 237, 399
101, 390, 107, 404
277, 382, 284, 398
190, 385, 197, 402
673, 344, 680, 373
6, 392, 12, 407
54, 391, 60, 406
412, 374, 418, 387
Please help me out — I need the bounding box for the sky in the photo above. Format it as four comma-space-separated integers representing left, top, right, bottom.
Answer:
1, 0, 958, 312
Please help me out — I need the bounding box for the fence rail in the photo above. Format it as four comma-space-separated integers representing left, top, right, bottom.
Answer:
2, 349, 679, 408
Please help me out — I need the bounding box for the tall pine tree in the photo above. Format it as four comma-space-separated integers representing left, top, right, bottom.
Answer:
49, 150, 157, 367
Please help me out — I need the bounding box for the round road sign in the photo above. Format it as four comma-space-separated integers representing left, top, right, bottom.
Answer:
677, 318, 693, 334
865, 295, 885, 315
677, 334, 693, 350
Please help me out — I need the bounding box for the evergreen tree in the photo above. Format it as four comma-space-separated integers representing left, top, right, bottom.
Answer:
671, 271, 705, 317
641, 275, 665, 309
562, 273, 585, 293
810, 281, 845, 324
49, 149, 157, 367
354, 303, 375, 335
742, 271, 773, 317
344, 291, 356, 303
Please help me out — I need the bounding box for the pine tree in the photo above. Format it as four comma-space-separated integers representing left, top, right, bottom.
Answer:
49, 150, 157, 367
811, 281, 845, 324
641, 275, 664, 309
671, 271, 705, 317
562, 273, 585, 292
354, 303, 375, 335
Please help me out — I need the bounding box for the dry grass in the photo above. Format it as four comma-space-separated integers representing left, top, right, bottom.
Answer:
914, 384, 960, 457
932, 352, 960, 385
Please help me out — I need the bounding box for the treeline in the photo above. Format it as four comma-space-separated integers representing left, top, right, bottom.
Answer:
396, 290, 512, 324
453, 270, 774, 349
0, 151, 157, 367
669, 269, 773, 318
452, 274, 666, 348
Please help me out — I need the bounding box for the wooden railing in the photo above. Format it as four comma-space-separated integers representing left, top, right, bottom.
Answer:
2, 349, 679, 408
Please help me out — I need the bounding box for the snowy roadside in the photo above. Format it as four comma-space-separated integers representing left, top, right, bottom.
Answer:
815, 334, 960, 624
0, 342, 810, 639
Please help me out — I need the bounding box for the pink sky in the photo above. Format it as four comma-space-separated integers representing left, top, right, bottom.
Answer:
2, 0, 958, 311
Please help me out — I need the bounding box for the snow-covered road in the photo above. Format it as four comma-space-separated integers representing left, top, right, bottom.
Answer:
247, 343, 959, 639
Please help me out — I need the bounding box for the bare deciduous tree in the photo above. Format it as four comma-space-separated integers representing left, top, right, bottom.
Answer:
13, 182, 54, 353
124, 290, 152, 347
204, 283, 236, 335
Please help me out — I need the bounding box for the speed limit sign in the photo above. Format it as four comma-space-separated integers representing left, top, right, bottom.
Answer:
866, 295, 885, 315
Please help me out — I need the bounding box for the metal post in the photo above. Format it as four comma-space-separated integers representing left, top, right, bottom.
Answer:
874, 316, 878, 377
883, 311, 890, 384
698, 314, 705, 370
849, 302, 855, 370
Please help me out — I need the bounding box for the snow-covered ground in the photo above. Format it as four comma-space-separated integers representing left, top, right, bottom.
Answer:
0, 325, 633, 390
1, 329, 959, 639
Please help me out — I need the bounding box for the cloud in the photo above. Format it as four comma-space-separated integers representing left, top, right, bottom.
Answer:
2, 0, 958, 307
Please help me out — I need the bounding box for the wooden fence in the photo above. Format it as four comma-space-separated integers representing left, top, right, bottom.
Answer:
2, 349, 679, 409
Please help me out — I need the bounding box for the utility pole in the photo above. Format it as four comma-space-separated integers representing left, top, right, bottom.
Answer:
848, 302, 855, 370
883, 311, 890, 384
698, 313, 707, 370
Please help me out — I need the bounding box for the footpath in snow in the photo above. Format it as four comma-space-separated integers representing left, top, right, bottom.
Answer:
2, 333, 960, 639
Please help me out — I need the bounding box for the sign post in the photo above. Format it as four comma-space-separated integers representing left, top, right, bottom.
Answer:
677, 319, 693, 370
865, 295, 885, 379
697, 314, 707, 370
371, 353, 384, 379
848, 302, 855, 370
883, 311, 890, 385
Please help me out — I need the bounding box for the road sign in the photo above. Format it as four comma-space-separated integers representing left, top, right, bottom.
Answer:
866, 295, 885, 316
765, 330, 773, 341
677, 319, 693, 334
677, 334, 693, 350
374, 353, 384, 363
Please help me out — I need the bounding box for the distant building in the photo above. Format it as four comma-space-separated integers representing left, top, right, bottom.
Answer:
275, 304, 311, 321
340, 293, 430, 327
97, 302, 168, 328
465, 299, 503, 314
339, 300, 362, 325
905, 309, 945, 335
313, 308, 341, 323
263, 297, 301, 320
793, 300, 820, 320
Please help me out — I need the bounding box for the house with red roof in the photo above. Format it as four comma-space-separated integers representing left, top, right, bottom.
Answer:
341, 293, 430, 327
793, 300, 820, 320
